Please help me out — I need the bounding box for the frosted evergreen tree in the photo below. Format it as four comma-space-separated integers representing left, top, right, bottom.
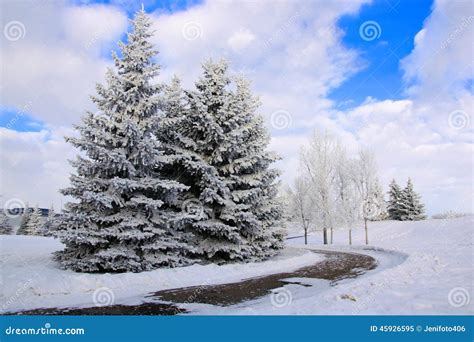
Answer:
41, 205, 56, 236
55, 9, 191, 272
48, 205, 55, 219
24, 205, 43, 235
16, 202, 30, 235
159, 61, 284, 263
399, 178, 426, 221
0, 212, 13, 235
218, 75, 285, 258
387, 179, 402, 220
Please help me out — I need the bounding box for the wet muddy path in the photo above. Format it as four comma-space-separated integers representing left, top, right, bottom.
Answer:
5, 249, 377, 315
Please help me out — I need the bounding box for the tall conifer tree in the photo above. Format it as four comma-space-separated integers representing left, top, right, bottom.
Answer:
387, 179, 403, 220
55, 10, 190, 272
399, 178, 426, 221
160, 60, 284, 263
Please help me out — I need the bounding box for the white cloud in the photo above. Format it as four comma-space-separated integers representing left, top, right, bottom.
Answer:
401, 0, 473, 100
227, 29, 255, 52
150, 0, 367, 127
0, 0, 471, 215
1, 2, 128, 126
272, 0, 474, 214
0, 127, 75, 210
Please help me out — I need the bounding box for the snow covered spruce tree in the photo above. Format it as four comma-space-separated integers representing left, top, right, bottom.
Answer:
387, 179, 403, 220
55, 10, 191, 272
16, 202, 30, 235
0, 212, 13, 235
24, 205, 44, 235
158, 60, 284, 263
399, 178, 426, 221
41, 205, 56, 236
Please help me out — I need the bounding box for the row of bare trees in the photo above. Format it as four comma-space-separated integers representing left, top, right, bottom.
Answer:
286, 131, 385, 245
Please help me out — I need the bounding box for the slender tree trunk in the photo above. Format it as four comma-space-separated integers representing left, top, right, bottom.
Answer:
330, 228, 333, 244
304, 227, 308, 245
364, 219, 368, 245
323, 228, 328, 245
349, 229, 352, 245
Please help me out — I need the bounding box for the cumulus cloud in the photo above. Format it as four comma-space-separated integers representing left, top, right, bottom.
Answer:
1, 1, 128, 208
0, 0, 472, 215
0, 127, 75, 209
1, 1, 128, 126
227, 29, 255, 52
149, 0, 367, 128
401, 0, 473, 100
265, 0, 474, 212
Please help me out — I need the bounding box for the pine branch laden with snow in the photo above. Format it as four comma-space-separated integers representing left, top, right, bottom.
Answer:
54, 10, 192, 273
158, 60, 284, 263
0, 212, 13, 235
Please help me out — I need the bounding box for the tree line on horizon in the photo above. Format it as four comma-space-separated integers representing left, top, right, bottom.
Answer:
286, 131, 426, 245
0, 204, 56, 236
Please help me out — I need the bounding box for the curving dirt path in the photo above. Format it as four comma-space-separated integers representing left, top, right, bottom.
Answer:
5, 249, 377, 315
150, 250, 376, 306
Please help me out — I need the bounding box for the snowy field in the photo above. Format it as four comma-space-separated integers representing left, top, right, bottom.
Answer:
1, 216, 472, 315
280, 216, 473, 315
0, 236, 322, 313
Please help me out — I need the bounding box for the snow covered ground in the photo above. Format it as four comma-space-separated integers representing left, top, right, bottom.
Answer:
1, 216, 472, 315
0, 235, 322, 313
228, 216, 473, 315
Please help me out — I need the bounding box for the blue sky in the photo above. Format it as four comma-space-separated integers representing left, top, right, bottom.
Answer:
1, 0, 434, 132
73, 0, 203, 16
332, 0, 433, 106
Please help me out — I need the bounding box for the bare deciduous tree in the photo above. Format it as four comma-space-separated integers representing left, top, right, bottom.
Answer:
334, 155, 360, 245
299, 131, 343, 245
287, 177, 314, 244
352, 149, 379, 245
